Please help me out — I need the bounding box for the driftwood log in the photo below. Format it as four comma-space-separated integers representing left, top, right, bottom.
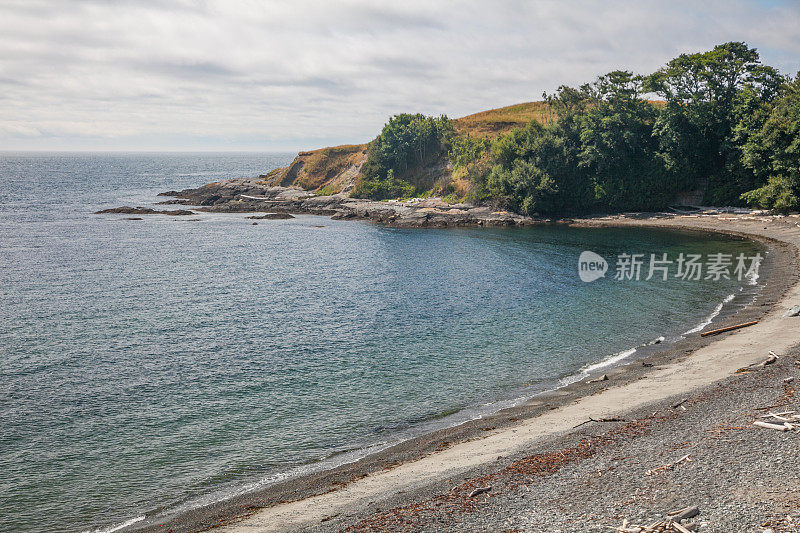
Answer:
699, 320, 758, 337
668, 506, 700, 521
468, 486, 491, 498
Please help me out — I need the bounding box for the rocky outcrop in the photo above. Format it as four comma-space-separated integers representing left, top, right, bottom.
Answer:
155, 180, 535, 228
133, 102, 563, 227
94, 206, 195, 216
246, 213, 295, 220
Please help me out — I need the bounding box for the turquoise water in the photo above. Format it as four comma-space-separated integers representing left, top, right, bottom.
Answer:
0, 153, 762, 533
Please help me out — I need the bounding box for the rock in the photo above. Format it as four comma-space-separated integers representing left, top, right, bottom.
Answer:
95, 206, 195, 216
155, 199, 191, 205
245, 213, 295, 220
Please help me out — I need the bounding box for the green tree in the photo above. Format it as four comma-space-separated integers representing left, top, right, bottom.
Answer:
741, 73, 800, 212
353, 113, 454, 200
486, 110, 591, 216
646, 42, 783, 204
578, 71, 673, 211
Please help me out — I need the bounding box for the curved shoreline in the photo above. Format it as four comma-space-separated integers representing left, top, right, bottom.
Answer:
118, 211, 800, 533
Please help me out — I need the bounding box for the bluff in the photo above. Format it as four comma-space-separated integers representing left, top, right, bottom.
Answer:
260, 101, 552, 197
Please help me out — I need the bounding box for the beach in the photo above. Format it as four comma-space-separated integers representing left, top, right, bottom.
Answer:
7, 6, 799, 532
132, 212, 800, 532
10, 153, 780, 533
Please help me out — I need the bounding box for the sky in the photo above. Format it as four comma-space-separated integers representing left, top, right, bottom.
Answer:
1, 0, 799, 152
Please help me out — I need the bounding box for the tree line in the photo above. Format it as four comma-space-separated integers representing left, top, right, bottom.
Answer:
354, 42, 799, 215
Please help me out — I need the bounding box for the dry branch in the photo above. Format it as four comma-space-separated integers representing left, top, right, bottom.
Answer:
573, 416, 626, 429
671, 398, 689, 409
646, 454, 691, 476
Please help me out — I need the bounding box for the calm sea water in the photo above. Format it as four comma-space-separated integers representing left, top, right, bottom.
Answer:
0, 152, 762, 533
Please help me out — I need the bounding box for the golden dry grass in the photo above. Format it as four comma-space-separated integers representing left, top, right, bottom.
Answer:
293, 144, 367, 191
454, 100, 667, 138
454, 101, 553, 138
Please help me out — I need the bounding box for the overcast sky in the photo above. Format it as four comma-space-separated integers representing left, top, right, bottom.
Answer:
1, 0, 799, 152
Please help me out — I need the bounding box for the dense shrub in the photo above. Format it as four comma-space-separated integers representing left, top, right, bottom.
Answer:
353, 114, 454, 199
351, 169, 416, 200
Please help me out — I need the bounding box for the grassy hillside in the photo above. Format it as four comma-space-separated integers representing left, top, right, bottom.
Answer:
265, 102, 553, 195
454, 101, 552, 137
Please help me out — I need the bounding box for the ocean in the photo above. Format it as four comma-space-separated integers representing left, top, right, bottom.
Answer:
0, 152, 763, 532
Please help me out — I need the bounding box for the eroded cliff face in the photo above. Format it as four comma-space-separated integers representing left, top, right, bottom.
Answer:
262, 144, 368, 195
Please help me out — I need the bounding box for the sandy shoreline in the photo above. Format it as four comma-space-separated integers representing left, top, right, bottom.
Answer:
130, 212, 800, 533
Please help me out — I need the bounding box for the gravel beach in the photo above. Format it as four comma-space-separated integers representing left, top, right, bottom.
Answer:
333, 348, 800, 532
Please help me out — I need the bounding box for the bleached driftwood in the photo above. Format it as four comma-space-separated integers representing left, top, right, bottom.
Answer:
761, 352, 779, 366
749, 352, 779, 369
753, 420, 790, 431
668, 506, 700, 521
758, 410, 796, 418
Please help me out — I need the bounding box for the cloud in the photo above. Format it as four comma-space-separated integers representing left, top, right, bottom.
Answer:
0, 0, 798, 150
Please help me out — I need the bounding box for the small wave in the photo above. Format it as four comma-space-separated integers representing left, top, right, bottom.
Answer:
82, 516, 144, 533
558, 333, 667, 388
682, 293, 735, 335
559, 346, 638, 387
581, 347, 638, 374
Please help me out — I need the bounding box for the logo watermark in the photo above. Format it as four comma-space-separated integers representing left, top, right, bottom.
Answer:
578, 251, 609, 282
578, 251, 762, 283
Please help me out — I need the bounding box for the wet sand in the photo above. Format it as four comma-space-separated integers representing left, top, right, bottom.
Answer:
132, 212, 800, 533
